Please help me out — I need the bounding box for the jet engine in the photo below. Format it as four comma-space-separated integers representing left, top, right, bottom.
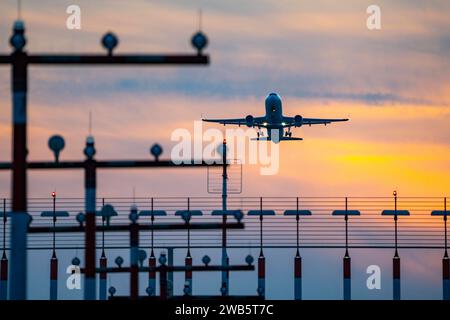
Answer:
294, 115, 303, 127
245, 115, 254, 127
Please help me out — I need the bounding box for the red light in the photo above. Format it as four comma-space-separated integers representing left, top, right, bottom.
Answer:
51, 191, 56, 198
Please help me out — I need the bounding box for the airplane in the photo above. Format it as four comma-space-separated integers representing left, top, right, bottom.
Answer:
202, 93, 349, 142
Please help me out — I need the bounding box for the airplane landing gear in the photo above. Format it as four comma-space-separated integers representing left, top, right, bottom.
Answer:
285, 128, 292, 137
257, 129, 264, 140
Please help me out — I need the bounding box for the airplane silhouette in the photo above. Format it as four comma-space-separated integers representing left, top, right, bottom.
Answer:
202, 93, 349, 142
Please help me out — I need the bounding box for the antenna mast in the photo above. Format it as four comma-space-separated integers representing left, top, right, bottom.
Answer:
17, 0, 22, 20
88, 111, 92, 136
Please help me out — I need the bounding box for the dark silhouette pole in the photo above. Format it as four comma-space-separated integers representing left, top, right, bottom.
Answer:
97, 198, 113, 301
176, 202, 202, 296
249, 198, 275, 298
0, 199, 8, 300
84, 137, 97, 300
139, 200, 167, 297
221, 140, 229, 296
129, 207, 139, 300
39, 192, 69, 300
49, 192, 57, 301
284, 197, 312, 300
382, 191, 409, 300
432, 197, 449, 300
332, 198, 360, 300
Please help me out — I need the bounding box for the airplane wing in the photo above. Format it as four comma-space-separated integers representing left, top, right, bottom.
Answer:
202, 117, 267, 127
301, 117, 349, 125
283, 116, 349, 126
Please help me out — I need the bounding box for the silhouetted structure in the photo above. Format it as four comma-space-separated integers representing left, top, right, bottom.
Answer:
0, 195, 449, 300
0, 18, 209, 300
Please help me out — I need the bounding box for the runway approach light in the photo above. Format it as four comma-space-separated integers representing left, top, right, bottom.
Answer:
146, 286, 154, 296
150, 143, 163, 161
76, 212, 85, 226
159, 253, 167, 265
84, 136, 96, 159
48, 135, 65, 163
202, 255, 211, 266
129, 206, 139, 223
191, 31, 208, 54
115, 256, 124, 268
102, 32, 119, 55
10, 20, 26, 52
108, 286, 116, 297
97, 204, 118, 226
71, 257, 80, 266
138, 250, 147, 267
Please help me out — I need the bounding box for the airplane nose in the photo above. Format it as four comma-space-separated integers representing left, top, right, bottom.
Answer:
265, 93, 282, 111
266, 92, 281, 101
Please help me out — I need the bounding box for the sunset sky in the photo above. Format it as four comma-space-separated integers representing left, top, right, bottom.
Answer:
0, 0, 449, 299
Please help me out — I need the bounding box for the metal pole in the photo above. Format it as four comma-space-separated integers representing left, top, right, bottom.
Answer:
345, 198, 349, 256
296, 199, 300, 251
9, 211, 29, 300
443, 197, 449, 300
167, 247, 174, 298
343, 197, 351, 300
129, 209, 139, 300
343, 254, 351, 300
257, 197, 265, 298
148, 254, 156, 297
260, 198, 263, 253
294, 197, 302, 300
0, 199, 7, 300
49, 193, 57, 300
52, 194, 56, 253
9, 21, 30, 300
151, 199, 154, 254
0, 255, 7, 300
444, 197, 448, 257
148, 198, 156, 297
99, 254, 107, 300
99, 198, 107, 300
159, 256, 168, 300
394, 219, 398, 257
221, 139, 229, 296
84, 138, 96, 300
185, 254, 193, 296
393, 192, 400, 300
393, 255, 401, 300
50, 254, 58, 300
185, 198, 192, 295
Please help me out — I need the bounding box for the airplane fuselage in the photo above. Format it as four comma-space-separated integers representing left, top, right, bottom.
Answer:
264, 93, 284, 128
